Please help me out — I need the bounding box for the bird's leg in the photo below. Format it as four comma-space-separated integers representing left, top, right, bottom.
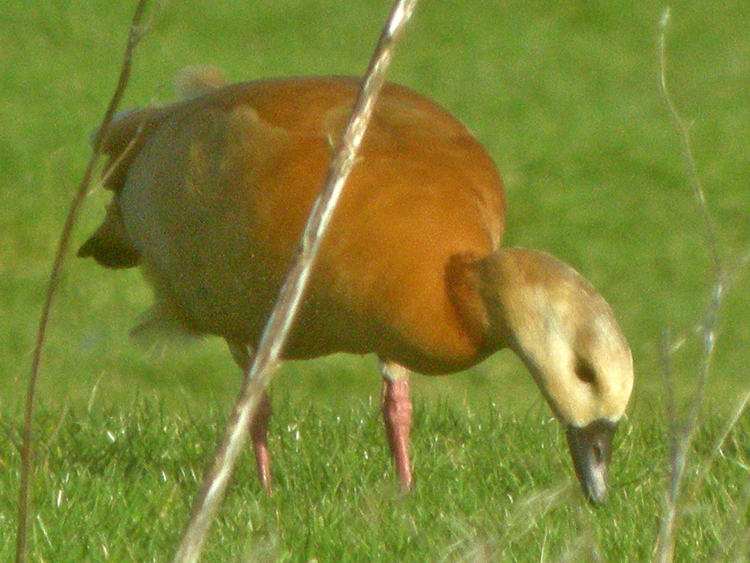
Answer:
228, 340, 273, 494
249, 391, 273, 493
379, 361, 413, 490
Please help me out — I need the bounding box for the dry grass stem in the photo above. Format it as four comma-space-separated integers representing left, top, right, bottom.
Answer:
716, 478, 750, 562
15, 2, 152, 562
170, 1, 420, 562
652, 7, 742, 563
657, 8, 721, 277
689, 386, 750, 498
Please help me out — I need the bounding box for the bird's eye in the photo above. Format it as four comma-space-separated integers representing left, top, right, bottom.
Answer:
574, 355, 597, 386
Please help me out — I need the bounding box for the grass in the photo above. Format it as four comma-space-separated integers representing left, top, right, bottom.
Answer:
2, 0, 750, 560
1, 398, 749, 562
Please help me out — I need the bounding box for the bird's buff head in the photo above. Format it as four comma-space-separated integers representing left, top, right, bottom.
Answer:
474, 248, 634, 504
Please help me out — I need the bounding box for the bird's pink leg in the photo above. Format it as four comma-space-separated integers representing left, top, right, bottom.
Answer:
380, 362, 413, 490
250, 390, 273, 494
228, 340, 273, 494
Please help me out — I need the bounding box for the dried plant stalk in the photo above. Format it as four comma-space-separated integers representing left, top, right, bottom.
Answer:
652, 8, 728, 563
170, 1, 420, 562
15, 2, 151, 562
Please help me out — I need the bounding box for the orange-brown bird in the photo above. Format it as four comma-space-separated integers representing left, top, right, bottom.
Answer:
79, 71, 633, 504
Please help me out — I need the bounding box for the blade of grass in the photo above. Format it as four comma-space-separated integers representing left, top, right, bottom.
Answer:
15, 2, 152, 562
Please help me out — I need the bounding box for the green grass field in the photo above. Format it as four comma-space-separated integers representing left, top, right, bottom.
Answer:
2, 0, 750, 560
1, 399, 749, 561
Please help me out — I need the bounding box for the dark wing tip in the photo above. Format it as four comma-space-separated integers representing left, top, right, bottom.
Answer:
78, 233, 140, 269
78, 200, 140, 269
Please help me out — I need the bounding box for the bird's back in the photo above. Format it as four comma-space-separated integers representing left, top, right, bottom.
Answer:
85, 77, 506, 374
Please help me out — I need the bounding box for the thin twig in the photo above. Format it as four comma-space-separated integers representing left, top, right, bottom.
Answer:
170, 1, 420, 562
662, 216, 750, 512
15, 2, 150, 562
657, 8, 721, 279
689, 378, 750, 499
653, 8, 727, 563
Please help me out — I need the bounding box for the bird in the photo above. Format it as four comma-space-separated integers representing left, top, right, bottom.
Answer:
78, 69, 633, 504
